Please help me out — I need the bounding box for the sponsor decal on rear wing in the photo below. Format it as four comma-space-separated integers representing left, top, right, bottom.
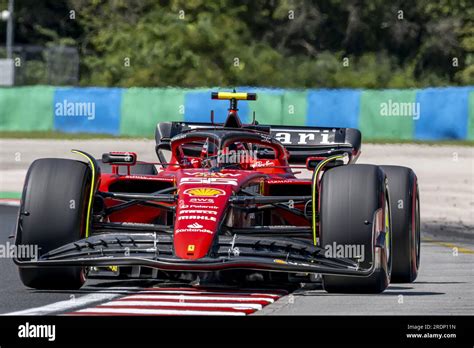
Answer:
155, 122, 361, 163
267, 126, 361, 163
269, 127, 339, 146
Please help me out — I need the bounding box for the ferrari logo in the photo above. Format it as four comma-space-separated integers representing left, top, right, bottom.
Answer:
187, 245, 195, 253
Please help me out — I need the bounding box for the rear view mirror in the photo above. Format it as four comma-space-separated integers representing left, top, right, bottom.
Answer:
306, 157, 326, 170
102, 152, 137, 165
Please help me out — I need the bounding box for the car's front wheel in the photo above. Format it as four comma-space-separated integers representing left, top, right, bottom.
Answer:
16, 158, 92, 290
320, 164, 392, 293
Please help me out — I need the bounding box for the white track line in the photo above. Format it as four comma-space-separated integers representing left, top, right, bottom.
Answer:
3, 288, 141, 316
5, 293, 121, 316
74, 307, 247, 316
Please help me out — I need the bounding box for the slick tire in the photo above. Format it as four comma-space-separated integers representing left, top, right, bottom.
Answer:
380, 165, 420, 283
17, 159, 92, 290
320, 164, 391, 293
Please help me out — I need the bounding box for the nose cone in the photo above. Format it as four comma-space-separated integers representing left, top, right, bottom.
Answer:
174, 186, 231, 259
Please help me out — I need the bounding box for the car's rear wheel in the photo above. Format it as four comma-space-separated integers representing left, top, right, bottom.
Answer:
16, 158, 92, 290
380, 165, 420, 283
320, 164, 391, 293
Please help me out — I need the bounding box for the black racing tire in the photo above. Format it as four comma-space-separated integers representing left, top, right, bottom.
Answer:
380, 165, 420, 283
16, 158, 91, 290
97, 159, 157, 175
320, 164, 391, 293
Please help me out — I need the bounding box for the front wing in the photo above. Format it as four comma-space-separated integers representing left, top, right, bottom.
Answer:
14, 232, 385, 277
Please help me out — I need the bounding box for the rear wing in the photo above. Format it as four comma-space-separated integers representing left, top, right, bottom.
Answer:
268, 125, 361, 163
155, 122, 361, 164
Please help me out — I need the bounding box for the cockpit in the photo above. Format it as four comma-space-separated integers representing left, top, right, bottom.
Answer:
168, 129, 290, 173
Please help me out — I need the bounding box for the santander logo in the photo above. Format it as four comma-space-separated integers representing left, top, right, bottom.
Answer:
187, 223, 203, 229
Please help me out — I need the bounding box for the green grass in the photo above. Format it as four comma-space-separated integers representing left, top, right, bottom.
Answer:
0, 192, 21, 199
1, 131, 472, 146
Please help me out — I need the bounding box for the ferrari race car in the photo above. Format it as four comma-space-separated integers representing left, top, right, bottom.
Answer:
14, 91, 420, 293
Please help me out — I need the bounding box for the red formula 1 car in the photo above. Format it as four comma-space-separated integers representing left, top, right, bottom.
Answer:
14, 91, 420, 293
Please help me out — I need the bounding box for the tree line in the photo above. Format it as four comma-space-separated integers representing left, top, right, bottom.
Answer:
0, 0, 472, 87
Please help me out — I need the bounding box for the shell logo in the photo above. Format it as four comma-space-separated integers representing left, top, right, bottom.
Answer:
183, 187, 226, 197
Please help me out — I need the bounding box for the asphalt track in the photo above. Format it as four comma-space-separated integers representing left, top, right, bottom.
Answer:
0, 204, 287, 316
0, 140, 472, 315
1, 203, 473, 315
